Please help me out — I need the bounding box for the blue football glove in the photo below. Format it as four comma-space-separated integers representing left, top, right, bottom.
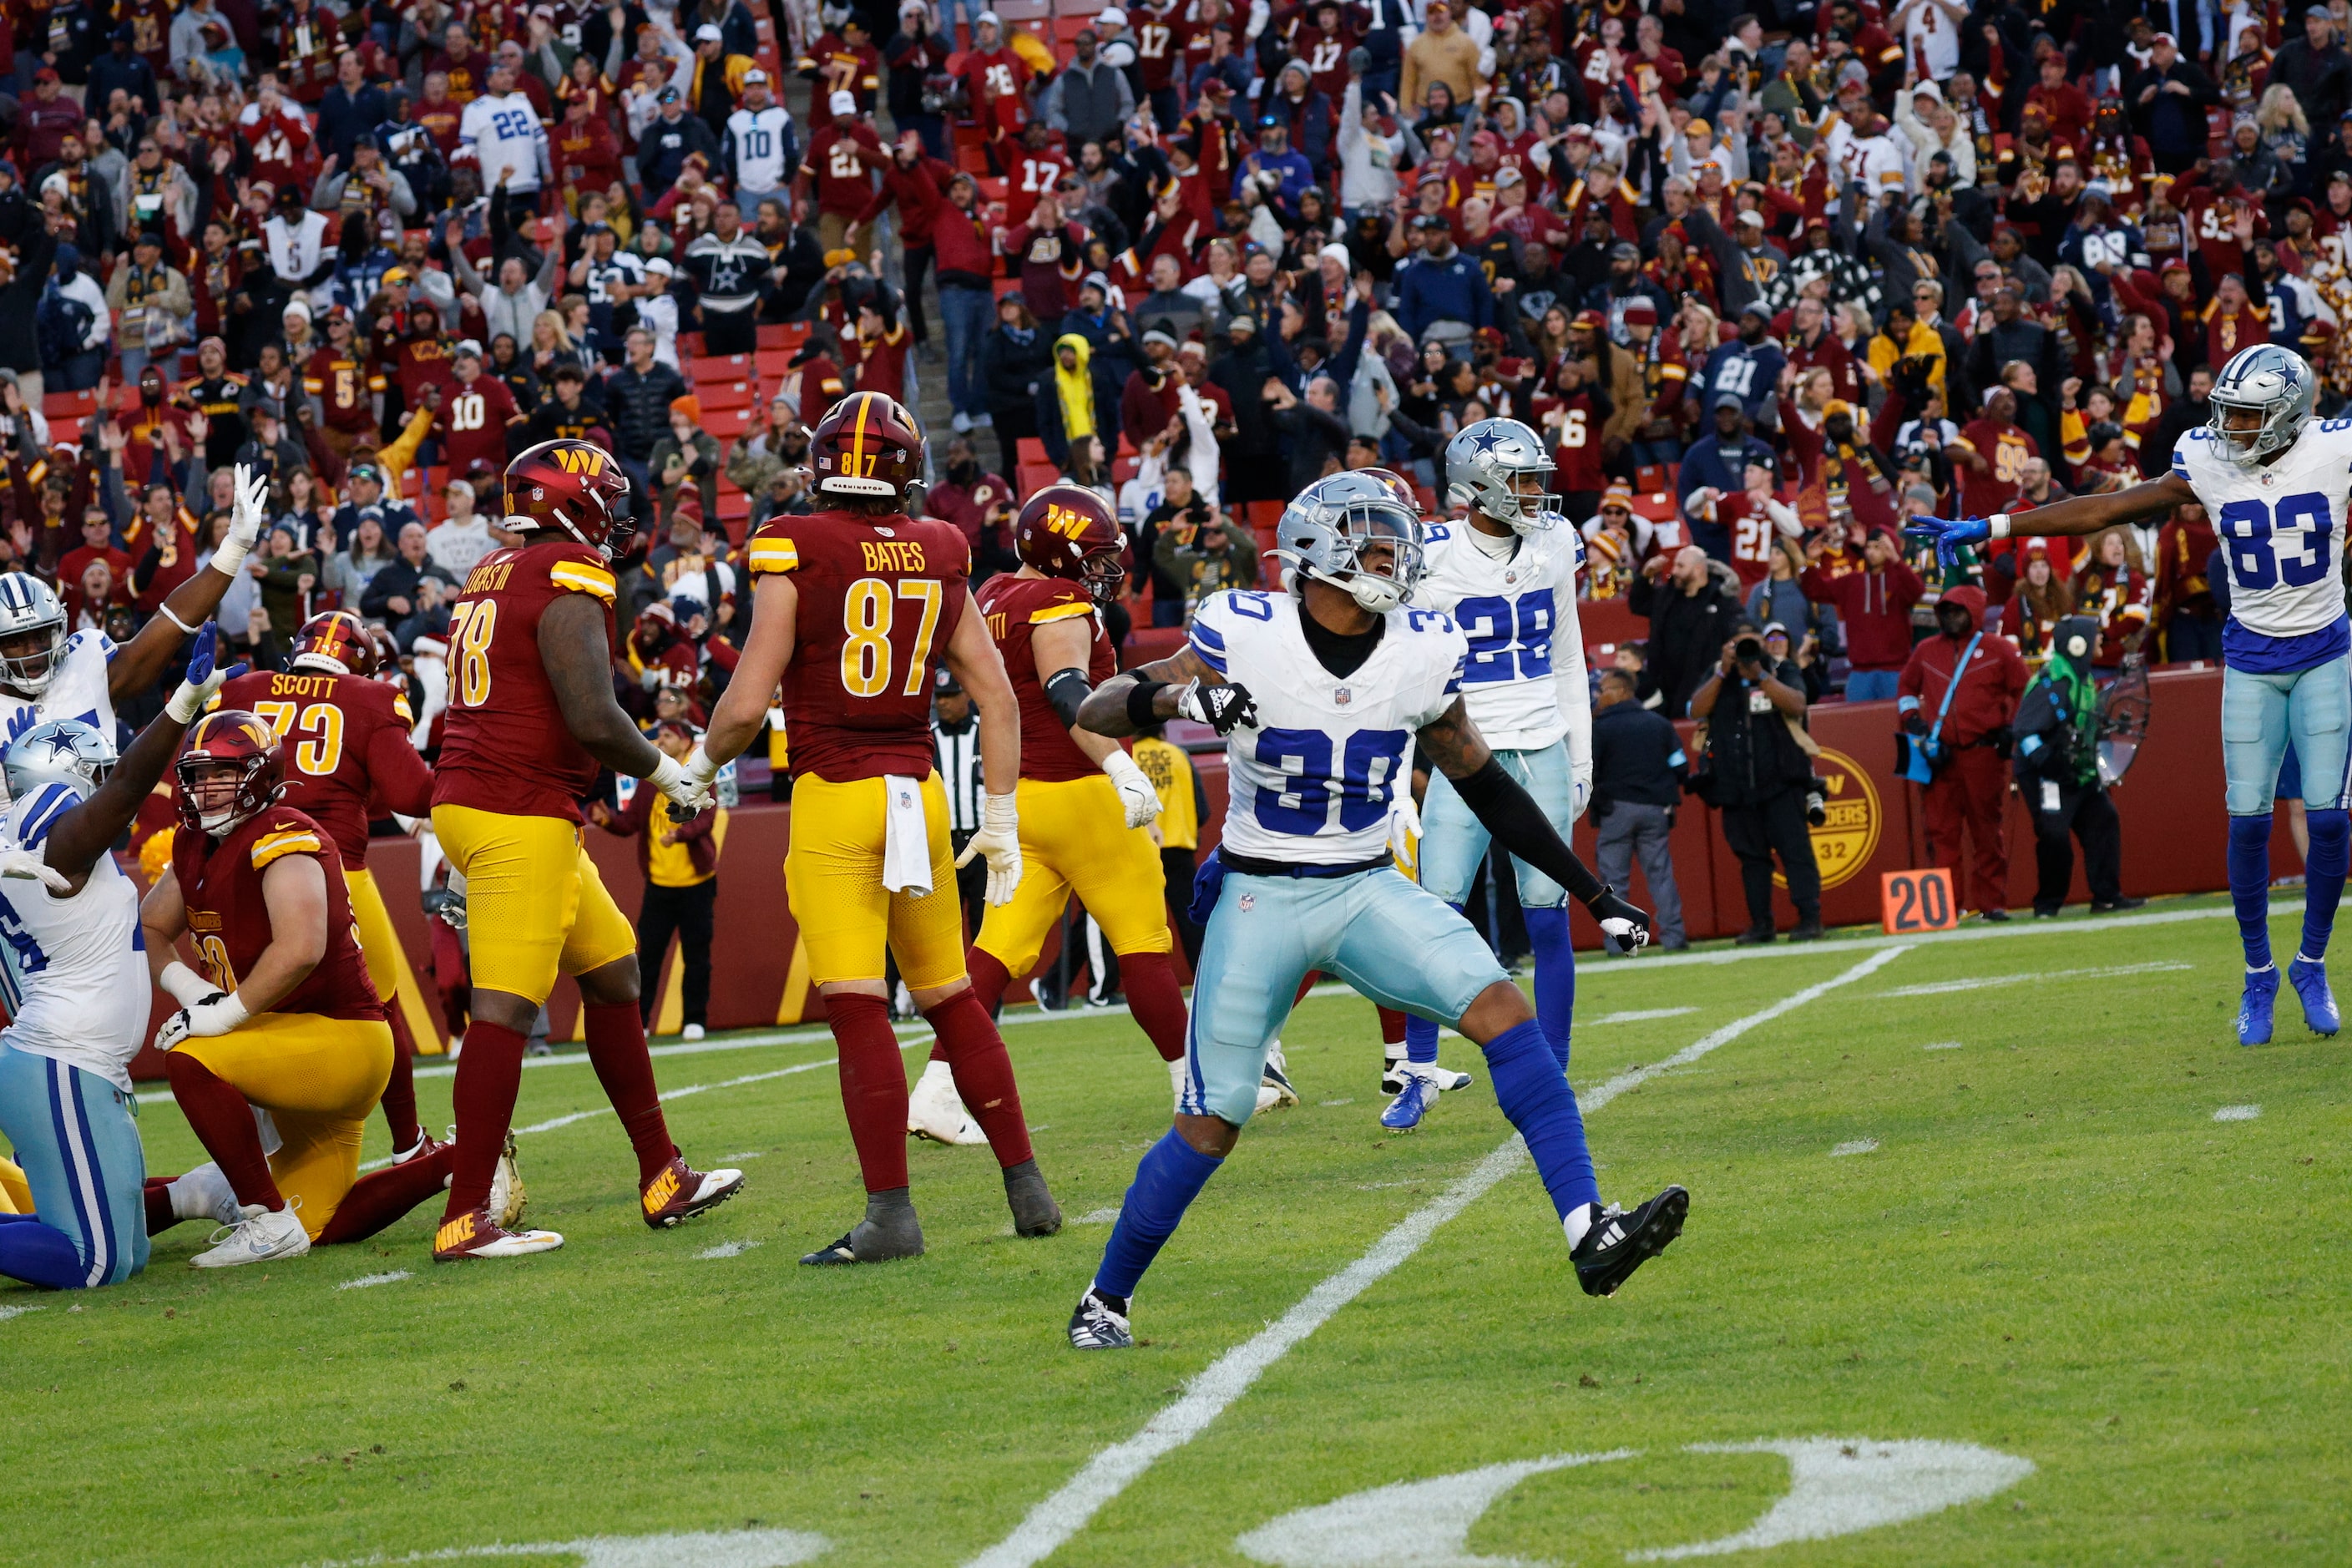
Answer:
166, 622, 248, 723
1901, 514, 1990, 572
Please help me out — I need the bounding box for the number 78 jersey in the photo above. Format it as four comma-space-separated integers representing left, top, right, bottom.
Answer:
1189, 589, 1467, 865
2177, 422, 2352, 669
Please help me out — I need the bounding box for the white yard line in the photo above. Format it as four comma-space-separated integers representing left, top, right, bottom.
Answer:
336, 1271, 412, 1291
2214, 1105, 2263, 1121
961, 945, 1913, 1568
1878, 960, 2193, 997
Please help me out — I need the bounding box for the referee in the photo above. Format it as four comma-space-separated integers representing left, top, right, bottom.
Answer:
932, 667, 988, 943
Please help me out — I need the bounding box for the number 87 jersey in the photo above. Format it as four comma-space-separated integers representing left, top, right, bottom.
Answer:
2179, 418, 2352, 665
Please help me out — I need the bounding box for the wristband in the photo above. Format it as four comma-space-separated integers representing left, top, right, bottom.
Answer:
159, 960, 218, 1007
1988, 512, 2012, 539
1125, 679, 1168, 729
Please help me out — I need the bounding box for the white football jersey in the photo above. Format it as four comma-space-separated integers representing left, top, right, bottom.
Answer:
0, 781, 150, 1093
1413, 518, 1583, 751
726, 104, 796, 192
460, 92, 548, 191
1188, 589, 1465, 865
0, 630, 116, 814
2176, 419, 2352, 647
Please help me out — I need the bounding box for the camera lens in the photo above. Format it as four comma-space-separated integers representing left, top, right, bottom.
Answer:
1735, 636, 1764, 664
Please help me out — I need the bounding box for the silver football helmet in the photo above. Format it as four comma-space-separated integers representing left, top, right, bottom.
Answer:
2208, 343, 2316, 468
1272, 469, 1428, 614
1444, 417, 1563, 534
3, 718, 114, 804
0, 573, 66, 695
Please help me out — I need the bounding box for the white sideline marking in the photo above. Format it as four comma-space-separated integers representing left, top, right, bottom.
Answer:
1588, 1007, 1701, 1024
1829, 1140, 1879, 1158
2214, 1105, 2263, 1122
0, 1303, 45, 1323
311, 1525, 831, 1567
697, 1239, 765, 1259
1318, 1099, 1353, 1107
336, 1271, 412, 1291
1878, 960, 2192, 997
1073, 1208, 1122, 1226
962, 946, 1912, 1568
1635, 1439, 2036, 1560
1921, 1041, 1964, 1051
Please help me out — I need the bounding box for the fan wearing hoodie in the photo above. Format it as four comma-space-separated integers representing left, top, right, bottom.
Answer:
1899, 586, 2028, 920
1798, 529, 1922, 703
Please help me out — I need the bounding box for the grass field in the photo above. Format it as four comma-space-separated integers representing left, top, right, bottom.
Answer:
7, 894, 2349, 1568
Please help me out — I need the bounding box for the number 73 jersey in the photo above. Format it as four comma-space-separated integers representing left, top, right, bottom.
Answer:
1189, 589, 1466, 865
211, 668, 434, 869
746, 507, 969, 784
2177, 422, 2352, 665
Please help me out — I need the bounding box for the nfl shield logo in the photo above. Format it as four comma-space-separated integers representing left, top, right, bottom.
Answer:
1237, 893, 1256, 913
1334, 688, 1352, 706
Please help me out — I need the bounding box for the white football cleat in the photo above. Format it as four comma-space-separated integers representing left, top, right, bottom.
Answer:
190, 1201, 311, 1268
486, 1131, 528, 1230
168, 1162, 242, 1227
1258, 1040, 1300, 1110
682, 1023, 706, 1041
908, 1058, 988, 1145
1425, 1065, 1474, 1092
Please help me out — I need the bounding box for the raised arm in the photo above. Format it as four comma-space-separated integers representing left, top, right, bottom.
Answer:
109, 464, 270, 701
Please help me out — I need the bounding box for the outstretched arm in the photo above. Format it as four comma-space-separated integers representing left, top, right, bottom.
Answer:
109, 467, 268, 701
539, 592, 706, 814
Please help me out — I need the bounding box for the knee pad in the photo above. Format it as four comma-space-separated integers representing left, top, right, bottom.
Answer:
2307, 807, 2350, 857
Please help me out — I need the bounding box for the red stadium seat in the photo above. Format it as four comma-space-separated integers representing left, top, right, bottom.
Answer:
1054, 16, 1092, 43
994, 277, 1023, 299
1635, 463, 1671, 493
1245, 498, 1285, 530
707, 406, 756, 439
1018, 462, 1060, 493
754, 349, 794, 378
1058, 0, 1109, 14
43, 389, 97, 422
699, 378, 758, 411
1630, 491, 1678, 524
958, 144, 992, 174
756, 324, 794, 349
1017, 437, 1049, 465
693, 352, 756, 383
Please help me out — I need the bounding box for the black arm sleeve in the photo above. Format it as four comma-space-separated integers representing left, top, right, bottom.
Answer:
1044, 665, 1093, 728
1449, 756, 1605, 905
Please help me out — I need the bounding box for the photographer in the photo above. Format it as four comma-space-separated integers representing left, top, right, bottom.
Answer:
2012, 615, 2146, 918
1692, 623, 1824, 943
1899, 586, 2028, 921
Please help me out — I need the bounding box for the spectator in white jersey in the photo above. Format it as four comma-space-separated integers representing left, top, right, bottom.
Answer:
724, 68, 797, 218
459, 60, 551, 227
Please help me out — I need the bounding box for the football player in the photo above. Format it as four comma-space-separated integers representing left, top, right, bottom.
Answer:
1383, 419, 1593, 1129
1062, 470, 1687, 1349
903, 483, 1192, 1133
427, 439, 741, 1261
0, 628, 244, 1288
211, 610, 443, 1167
0, 465, 271, 807
1909, 344, 2347, 1044
686, 391, 1063, 1264
140, 707, 490, 1267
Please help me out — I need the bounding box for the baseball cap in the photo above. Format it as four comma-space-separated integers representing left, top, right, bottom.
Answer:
2150, 29, 2177, 46
454, 338, 484, 360
1099, 5, 1128, 23
830, 89, 857, 115
695, 23, 724, 40
744, 67, 768, 83
657, 85, 680, 104
977, 9, 1002, 23
1714, 390, 1745, 410
645, 255, 675, 277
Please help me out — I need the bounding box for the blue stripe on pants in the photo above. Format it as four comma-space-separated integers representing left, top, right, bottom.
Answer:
0, 1039, 148, 1287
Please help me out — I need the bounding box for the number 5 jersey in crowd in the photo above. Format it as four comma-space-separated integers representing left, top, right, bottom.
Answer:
2177, 420, 2352, 674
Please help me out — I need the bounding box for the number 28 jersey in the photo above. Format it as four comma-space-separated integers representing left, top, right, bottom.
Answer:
1188, 589, 1466, 866
432, 537, 620, 822
1411, 519, 1581, 751
746, 509, 970, 784
2176, 422, 2352, 672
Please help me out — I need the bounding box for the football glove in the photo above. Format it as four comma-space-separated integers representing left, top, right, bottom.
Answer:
208, 463, 272, 577
165, 622, 248, 723
1900, 513, 1986, 571
154, 990, 249, 1053
0, 847, 68, 894
157, 960, 225, 1008
1571, 760, 1594, 822
1583, 885, 1653, 950
646, 751, 713, 812
1176, 678, 1257, 735
954, 791, 1024, 904
1101, 750, 1161, 830
1385, 788, 1421, 862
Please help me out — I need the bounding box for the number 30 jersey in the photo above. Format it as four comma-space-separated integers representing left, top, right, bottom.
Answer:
2177, 422, 2352, 671
746, 508, 970, 784
1189, 589, 1466, 866
213, 669, 434, 869
432, 537, 620, 822
1411, 519, 1583, 751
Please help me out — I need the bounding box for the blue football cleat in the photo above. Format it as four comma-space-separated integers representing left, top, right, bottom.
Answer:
2238, 966, 2280, 1047
1380, 1070, 1436, 1130
2289, 957, 2340, 1036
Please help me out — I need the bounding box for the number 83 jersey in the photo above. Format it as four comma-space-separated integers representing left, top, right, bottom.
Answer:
1410, 519, 1581, 750
1189, 589, 1466, 865
2177, 421, 2352, 670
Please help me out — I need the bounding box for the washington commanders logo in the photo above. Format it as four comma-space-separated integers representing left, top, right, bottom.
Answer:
1774, 745, 1881, 893
550, 447, 609, 477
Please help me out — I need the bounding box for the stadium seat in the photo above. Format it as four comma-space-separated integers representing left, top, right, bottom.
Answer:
1018, 462, 1060, 493
693, 352, 758, 383
1630, 491, 1678, 524
1054, 16, 1092, 43
958, 144, 992, 175
699, 379, 758, 411
1246, 499, 1285, 530
43, 389, 97, 422
995, 277, 1023, 299
754, 348, 794, 377
1635, 463, 1671, 493
977, 176, 1009, 204
1058, 0, 1109, 14
708, 406, 756, 438
1017, 437, 1048, 465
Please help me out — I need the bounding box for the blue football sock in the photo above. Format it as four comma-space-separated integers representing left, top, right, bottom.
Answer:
1479, 1017, 1600, 1220
1525, 906, 1575, 1070
1405, 902, 1469, 1065
0, 1213, 89, 1290
2301, 808, 2349, 961
1094, 1127, 1223, 1301
2228, 813, 2276, 969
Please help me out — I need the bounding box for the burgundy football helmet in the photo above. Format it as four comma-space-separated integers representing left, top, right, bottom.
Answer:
288, 609, 381, 677
505, 438, 634, 557
808, 390, 924, 503
175, 711, 286, 837
1014, 483, 1127, 605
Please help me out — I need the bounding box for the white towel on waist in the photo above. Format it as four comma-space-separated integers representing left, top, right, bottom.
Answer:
880, 775, 933, 896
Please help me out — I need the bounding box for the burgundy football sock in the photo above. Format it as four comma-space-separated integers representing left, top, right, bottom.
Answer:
144, 1176, 179, 1234
443, 1019, 526, 1221
319, 1141, 456, 1245
1378, 1006, 1409, 1045
584, 999, 676, 1185
924, 987, 1033, 1169
379, 1002, 425, 1153
933, 948, 1016, 1064
826, 991, 910, 1192
1119, 950, 1188, 1063
165, 1054, 282, 1211
1293, 970, 1320, 1008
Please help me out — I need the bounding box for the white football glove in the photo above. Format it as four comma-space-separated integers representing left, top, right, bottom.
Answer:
682, 741, 721, 793
646, 751, 713, 812
209, 463, 271, 577
953, 791, 1023, 904
154, 990, 249, 1053
1101, 750, 1161, 830
1571, 761, 1594, 822
158, 959, 225, 1007
0, 847, 68, 894
1385, 789, 1422, 862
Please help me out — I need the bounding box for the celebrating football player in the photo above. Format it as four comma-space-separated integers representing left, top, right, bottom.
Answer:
1062, 470, 1687, 1349
427, 439, 741, 1261
1907, 345, 2345, 1045
688, 391, 1064, 1264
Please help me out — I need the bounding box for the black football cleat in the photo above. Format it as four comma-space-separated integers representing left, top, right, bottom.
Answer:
1571, 1186, 1688, 1297
1068, 1286, 1133, 1349
799, 1193, 925, 1265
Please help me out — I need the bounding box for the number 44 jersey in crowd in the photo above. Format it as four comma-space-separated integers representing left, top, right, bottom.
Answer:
1189, 589, 1467, 866
2177, 421, 2352, 673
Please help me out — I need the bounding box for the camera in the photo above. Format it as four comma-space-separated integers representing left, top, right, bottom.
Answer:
1803, 775, 1828, 827
1734, 635, 1765, 667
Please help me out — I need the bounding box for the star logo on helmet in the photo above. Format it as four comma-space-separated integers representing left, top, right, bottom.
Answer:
1469, 429, 1505, 454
